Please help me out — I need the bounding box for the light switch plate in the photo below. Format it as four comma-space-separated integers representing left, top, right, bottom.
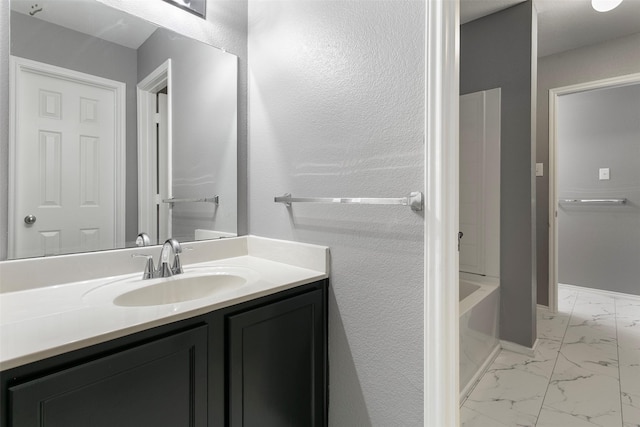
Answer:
536, 163, 544, 177
599, 168, 610, 180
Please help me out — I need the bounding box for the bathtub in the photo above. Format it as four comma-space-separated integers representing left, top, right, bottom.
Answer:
459, 273, 500, 403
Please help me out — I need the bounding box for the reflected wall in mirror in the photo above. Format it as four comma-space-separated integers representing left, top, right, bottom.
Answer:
5, 0, 238, 260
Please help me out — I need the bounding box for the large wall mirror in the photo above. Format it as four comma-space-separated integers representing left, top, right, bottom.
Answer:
5, 0, 238, 260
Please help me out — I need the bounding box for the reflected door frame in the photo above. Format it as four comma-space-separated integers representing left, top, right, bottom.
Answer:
137, 59, 172, 244
8, 56, 126, 258
548, 71, 640, 313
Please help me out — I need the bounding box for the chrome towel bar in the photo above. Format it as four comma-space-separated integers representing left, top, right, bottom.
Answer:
274, 192, 423, 211
162, 196, 219, 205
559, 198, 627, 205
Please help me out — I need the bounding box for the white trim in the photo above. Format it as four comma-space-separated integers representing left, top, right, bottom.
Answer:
8, 58, 17, 258
500, 338, 539, 357
559, 283, 640, 301
459, 344, 501, 405
137, 59, 172, 243
424, 0, 459, 425
8, 56, 126, 257
548, 72, 640, 315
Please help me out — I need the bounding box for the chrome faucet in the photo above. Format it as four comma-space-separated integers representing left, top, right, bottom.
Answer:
158, 238, 183, 277
132, 238, 183, 279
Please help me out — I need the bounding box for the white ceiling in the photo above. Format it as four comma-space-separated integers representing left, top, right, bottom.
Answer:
461, 0, 640, 57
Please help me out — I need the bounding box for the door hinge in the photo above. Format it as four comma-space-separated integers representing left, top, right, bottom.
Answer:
153, 194, 162, 205
154, 113, 161, 124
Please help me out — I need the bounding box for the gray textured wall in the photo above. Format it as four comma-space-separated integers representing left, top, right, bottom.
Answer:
461, 1, 537, 348
536, 32, 640, 305
248, 1, 425, 424
137, 28, 238, 240
10, 11, 139, 243
556, 84, 640, 295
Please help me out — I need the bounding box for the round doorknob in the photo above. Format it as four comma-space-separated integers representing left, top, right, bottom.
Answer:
24, 215, 37, 225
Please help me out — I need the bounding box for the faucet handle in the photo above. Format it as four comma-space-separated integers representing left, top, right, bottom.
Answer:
132, 254, 155, 279
173, 246, 194, 275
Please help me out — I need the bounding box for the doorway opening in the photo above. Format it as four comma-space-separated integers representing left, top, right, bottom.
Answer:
137, 59, 172, 245
548, 72, 640, 311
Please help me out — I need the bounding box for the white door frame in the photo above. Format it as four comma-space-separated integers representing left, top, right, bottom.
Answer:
424, 0, 459, 425
8, 56, 126, 257
548, 72, 640, 313
137, 59, 172, 243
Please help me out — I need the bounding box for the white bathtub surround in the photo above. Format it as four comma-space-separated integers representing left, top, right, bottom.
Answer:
461, 284, 640, 427
459, 88, 501, 278
0, 236, 329, 370
458, 87, 501, 406
459, 273, 500, 402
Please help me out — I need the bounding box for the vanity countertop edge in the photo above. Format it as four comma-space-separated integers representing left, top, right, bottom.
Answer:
0, 235, 329, 371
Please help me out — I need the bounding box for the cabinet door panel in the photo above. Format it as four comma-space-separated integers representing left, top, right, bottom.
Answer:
228, 289, 326, 427
9, 325, 208, 427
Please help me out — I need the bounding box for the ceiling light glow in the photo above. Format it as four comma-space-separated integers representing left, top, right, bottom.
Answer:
591, 0, 624, 12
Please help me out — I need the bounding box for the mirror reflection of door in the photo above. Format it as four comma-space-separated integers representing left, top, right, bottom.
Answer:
9, 56, 126, 258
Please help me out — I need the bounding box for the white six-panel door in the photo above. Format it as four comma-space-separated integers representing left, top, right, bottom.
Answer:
9, 57, 125, 258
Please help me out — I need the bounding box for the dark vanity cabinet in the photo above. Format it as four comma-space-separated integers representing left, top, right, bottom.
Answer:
9, 326, 209, 427
228, 289, 326, 427
0, 280, 328, 427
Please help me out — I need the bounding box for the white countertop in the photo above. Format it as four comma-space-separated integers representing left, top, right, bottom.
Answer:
0, 236, 329, 371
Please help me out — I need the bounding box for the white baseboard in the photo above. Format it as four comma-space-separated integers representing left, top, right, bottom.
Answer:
559, 283, 640, 301
459, 344, 501, 406
500, 338, 539, 357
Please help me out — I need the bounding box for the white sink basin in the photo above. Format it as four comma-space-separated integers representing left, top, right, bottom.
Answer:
114, 273, 247, 307
82, 266, 258, 308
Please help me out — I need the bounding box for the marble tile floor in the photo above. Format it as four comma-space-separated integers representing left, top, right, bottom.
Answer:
461, 284, 640, 427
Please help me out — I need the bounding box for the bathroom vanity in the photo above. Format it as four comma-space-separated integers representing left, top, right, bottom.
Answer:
0, 236, 329, 427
